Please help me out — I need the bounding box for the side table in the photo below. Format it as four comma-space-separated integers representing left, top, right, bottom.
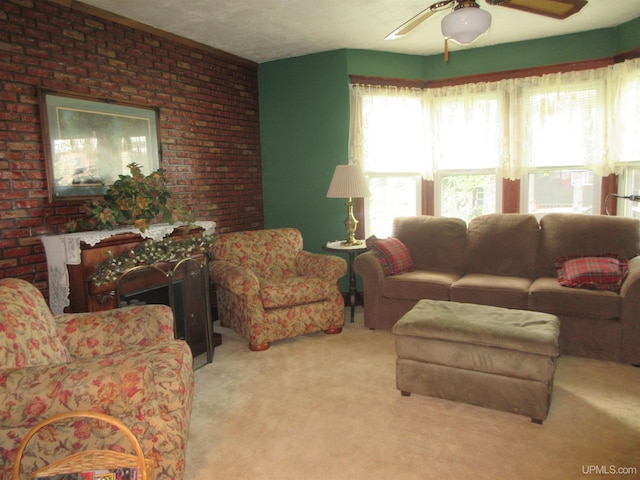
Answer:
323, 241, 368, 323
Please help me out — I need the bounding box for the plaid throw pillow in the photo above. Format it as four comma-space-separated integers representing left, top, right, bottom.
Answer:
556, 254, 629, 291
366, 235, 415, 277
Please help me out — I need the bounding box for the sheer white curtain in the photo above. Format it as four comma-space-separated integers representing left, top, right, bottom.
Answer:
427, 81, 507, 175
349, 84, 430, 177
513, 68, 609, 177
426, 68, 613, 179
608, 58, 640, 165
349, 84, 429, 237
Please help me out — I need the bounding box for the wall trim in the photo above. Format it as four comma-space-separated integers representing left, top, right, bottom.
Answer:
351, 49, 640, 89
47, 0, 258, 67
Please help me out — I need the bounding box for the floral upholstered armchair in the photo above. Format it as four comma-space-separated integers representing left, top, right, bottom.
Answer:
209, 228, 347, 351
0, 278, 194, 480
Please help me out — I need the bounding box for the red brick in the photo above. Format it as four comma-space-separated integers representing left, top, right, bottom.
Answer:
0, 0, 262, 286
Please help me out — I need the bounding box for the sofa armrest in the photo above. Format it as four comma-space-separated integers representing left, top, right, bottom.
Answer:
620, 256, 640, 364
54, 304, 175, 359
353, 251, 385, 285
209, 259, 260, 296
353, 251, 386, 328
295, 251, 346, 282
0, 345, 178, 429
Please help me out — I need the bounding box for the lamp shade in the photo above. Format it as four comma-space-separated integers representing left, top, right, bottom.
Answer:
326, 164, 370, 199
441, 6, 491, 45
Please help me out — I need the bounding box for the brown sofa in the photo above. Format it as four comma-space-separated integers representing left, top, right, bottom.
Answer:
353, 213, 640, 365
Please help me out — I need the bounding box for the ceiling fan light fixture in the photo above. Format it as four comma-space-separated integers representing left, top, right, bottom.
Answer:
441, 4, 492, 45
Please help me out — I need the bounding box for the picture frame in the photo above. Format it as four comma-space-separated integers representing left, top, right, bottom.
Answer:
40, 89, 161, 201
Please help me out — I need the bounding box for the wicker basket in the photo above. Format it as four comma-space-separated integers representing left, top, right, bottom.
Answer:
12, 411, 154, 480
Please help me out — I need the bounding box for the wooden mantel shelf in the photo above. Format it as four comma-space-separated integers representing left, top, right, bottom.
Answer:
41, 221, 215, 314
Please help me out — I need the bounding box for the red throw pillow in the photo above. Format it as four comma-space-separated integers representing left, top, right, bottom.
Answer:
366, 235, 415, 276
556, 254, 629, 291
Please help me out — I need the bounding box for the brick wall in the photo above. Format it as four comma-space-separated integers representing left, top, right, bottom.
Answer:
0, 0, 263, 294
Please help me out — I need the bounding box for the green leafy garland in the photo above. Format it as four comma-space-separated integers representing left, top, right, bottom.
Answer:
92, 235, 212, 286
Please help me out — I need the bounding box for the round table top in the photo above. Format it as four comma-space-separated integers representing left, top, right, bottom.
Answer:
324, 240, 368, 252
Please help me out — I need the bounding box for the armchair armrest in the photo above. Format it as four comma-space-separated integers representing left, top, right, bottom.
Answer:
295, 251, 346, 282
54, 304, 175, 359
209, 260, 260, 296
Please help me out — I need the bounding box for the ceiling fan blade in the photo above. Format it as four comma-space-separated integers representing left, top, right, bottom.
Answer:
385, 0, 455, 40
486, 0, 587, 20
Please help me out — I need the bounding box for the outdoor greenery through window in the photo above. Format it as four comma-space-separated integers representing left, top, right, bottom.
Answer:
438, 172, 497, 222
349, 58, 640, 235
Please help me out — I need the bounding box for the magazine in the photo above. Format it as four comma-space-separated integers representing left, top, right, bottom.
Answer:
34, 467, 139, 480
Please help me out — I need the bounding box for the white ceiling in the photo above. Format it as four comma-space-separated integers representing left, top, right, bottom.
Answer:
79, 0, 640, 63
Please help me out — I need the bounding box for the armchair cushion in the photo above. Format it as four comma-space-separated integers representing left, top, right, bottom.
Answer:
261, 277, 334, 308
0, 278, 70, 368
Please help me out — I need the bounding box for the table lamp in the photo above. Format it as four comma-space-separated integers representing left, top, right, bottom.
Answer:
326, 164, 370, 246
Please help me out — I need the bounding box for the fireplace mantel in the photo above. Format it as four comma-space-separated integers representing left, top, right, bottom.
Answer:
41, 221, 215, 314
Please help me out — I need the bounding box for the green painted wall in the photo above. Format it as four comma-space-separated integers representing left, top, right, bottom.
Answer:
617, 17, 640, 53
258, 50, 350, 252
421, 28, 617, 80
258, 20, 640, 289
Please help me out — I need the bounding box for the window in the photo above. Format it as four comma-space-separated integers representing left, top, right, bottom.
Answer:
436, 172, 497, 223
365, 174, 421, 237
519, 78, 605, 217
349, 58, 640, 230
351, 86, 426, 237
618, 166, 640, 218
524, 169, 599, 218
612, 60, 640, 217
429, 89, 503, 221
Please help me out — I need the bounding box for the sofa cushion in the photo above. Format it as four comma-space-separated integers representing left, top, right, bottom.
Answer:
0, 278, 71, 368
529, 277, 621, 319
261, 277, 333, 308
382, 270, 461, 301
536, 214, 640, 278
366, 235, 415, 276
556, 254, 629, 291
392, 216, 467, 273
464, 214, 539, 278
450, 274, 531, 310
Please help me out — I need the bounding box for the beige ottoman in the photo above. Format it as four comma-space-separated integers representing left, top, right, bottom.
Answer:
392, 300, 560, 423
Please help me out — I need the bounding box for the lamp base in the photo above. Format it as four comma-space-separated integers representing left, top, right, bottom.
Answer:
340, 238, 363, 246
342, 198, 362, 247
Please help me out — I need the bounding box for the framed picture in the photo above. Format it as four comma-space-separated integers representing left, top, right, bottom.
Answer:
40, 89, 161, 201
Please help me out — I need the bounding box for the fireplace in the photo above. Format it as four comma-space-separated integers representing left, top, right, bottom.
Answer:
116, 257, 214, 369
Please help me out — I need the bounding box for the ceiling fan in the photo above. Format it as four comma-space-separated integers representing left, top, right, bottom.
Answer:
385, 0, 588, 44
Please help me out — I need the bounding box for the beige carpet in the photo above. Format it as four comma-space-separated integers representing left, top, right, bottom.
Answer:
184, 308, 640, 480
